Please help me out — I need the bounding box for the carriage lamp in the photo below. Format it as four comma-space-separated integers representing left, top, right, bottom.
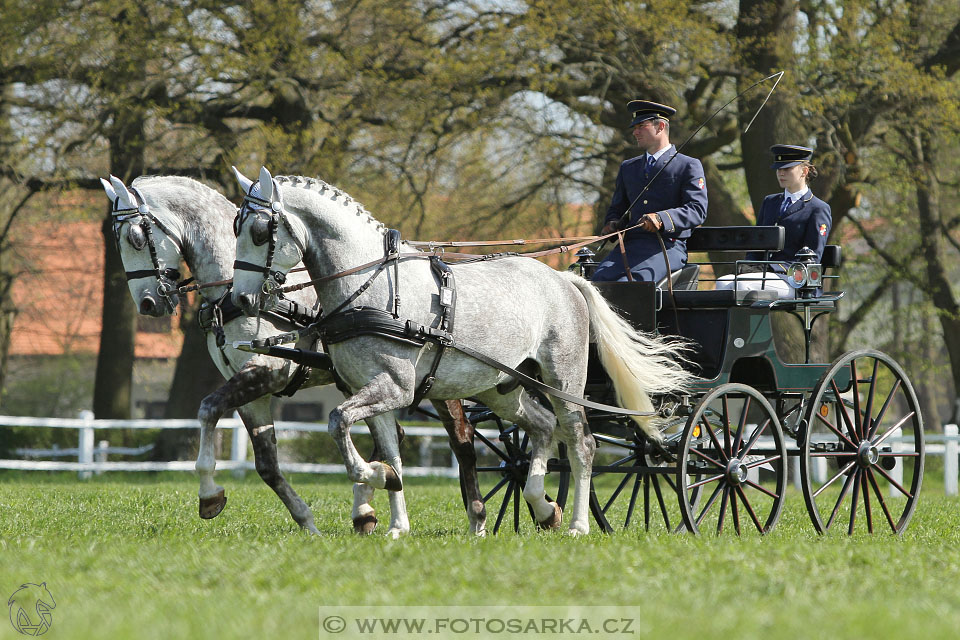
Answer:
786, 247, 823, 298
572, 247, 598, 279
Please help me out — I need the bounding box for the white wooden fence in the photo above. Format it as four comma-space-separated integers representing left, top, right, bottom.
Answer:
1, 414, 957, 495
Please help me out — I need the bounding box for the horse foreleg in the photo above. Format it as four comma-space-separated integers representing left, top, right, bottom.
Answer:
366, 413, 409, 538
432, 399, 486, 536
351, 421, 405, 534
328, 375, 410, 537
195, 367, 275, 519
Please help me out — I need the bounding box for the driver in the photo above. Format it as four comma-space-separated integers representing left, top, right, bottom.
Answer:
592, 100, 708, 283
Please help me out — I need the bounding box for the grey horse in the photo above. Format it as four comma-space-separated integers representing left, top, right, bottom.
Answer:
230, 166, 695, 535
100, 175, 486, 536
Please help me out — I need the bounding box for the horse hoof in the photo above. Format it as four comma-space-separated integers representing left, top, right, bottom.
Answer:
199, 490, 226, 519
537, 502, 563, 530
382, 464, 403, 492
353, 513, 378, 535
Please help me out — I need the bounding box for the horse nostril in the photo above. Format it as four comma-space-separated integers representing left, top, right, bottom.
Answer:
140, 296, 156, 314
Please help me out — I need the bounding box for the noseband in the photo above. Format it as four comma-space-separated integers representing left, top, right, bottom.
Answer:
111, 187, 183, 307
232, 187, 299, 296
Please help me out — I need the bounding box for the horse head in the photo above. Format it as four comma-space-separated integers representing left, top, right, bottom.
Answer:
100, 175, 184, 316
230, 165, 306, 317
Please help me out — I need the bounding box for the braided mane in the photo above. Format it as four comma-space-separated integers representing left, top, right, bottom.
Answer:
275, 175, 387, 236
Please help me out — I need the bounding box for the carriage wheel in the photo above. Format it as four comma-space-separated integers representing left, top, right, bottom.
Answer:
677, 384, 787, 535
587, 418, 690, 534
800, 350, 924, 535
467, 409, 570, 534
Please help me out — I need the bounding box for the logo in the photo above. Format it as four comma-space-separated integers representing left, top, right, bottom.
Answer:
696, 177, 705, 189
8, 583, 56, 636
819, 223, 828, 236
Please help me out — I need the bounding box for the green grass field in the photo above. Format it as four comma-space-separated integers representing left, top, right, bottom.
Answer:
2, 472, 959, 639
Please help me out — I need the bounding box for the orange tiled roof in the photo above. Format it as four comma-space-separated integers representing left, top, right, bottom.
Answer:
9, 220, 183, 359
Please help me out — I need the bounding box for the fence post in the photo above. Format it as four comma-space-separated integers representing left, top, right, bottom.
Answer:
419, 435, 433, 468
231, 422, 249, 478
945, 424, 958, 497
95, 440, 109, 476
77, 410, 94, 480
889, 427, 903, 498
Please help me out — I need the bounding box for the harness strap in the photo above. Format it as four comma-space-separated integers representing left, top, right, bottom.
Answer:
300, 307, 656, 417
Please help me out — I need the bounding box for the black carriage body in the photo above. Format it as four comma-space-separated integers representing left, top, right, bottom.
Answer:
592, 282, 845, 394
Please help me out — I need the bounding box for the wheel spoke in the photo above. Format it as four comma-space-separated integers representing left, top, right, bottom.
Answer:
691, 447, 726, 469
743, 478, 780, 500
473, 430, 513, 463
602, 472, 635, 512
872, 412, 917, 448
745, 454, 782, 470
813, 459, 857, 498
643, 476, 651, 530
831, 380, 860, 443
652, 475, 671, 531
815, 412, 858, 450
862, 470, 874, 534
731, 489, 742, 536
493, 480, 514, 533
861, 358, 880, 441
513, 479, 521, 532
825, 470, 855, 530
716, 486, 730, 535
735, 485, 766, 532
739, 417, 771, 458
868, 378, 902, 440
872, 464, 914, 499
851, 359, 863, 440
482, 475, 510, 503
702, 417, 730, 463
624, 475, 641, 528
722, 395, 732, 456
848, 470, 861, 535
695, 482, 725, 528
733, 396, 751, 454
687, 472, 724, 491
866, 469, 899, 533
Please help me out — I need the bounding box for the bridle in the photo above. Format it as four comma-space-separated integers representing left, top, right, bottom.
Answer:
232, 183, 303, 297
111, 186, 184, 311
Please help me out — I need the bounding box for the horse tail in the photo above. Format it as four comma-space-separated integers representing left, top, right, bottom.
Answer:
559, 271, 694, 442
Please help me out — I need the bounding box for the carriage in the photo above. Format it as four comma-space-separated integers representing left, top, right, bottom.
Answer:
111, 167, 919, 538
461, 225, 924, 536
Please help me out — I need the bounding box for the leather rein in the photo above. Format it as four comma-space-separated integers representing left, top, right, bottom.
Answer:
230, 194, 657, 417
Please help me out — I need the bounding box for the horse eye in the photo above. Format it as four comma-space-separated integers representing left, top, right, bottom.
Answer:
127, 223, 147, 250
250, 215, 271, 246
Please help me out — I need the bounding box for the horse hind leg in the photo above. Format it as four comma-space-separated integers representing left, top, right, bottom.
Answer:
433, 399, 486, 536
475, 389, 560, 529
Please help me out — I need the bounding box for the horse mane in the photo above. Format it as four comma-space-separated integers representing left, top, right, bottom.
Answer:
275, 175, 388, 237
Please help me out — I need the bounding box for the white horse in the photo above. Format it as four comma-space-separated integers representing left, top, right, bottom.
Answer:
100, 175, 486, 537
230, 166, 694, 535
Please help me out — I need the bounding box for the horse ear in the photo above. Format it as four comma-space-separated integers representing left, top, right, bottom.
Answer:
100, 178, 117, 204
258, 166, 274, 200
109, 175, 135, 209
232, 165, 254, 194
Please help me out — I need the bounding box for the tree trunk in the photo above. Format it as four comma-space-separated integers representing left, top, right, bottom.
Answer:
152, 303, 224, 461
911, 127, 960, 417
736, 0, 803, 214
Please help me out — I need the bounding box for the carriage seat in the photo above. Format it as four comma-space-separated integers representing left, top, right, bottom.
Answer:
655, 263, 700, 290
661, 287, 779, 309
